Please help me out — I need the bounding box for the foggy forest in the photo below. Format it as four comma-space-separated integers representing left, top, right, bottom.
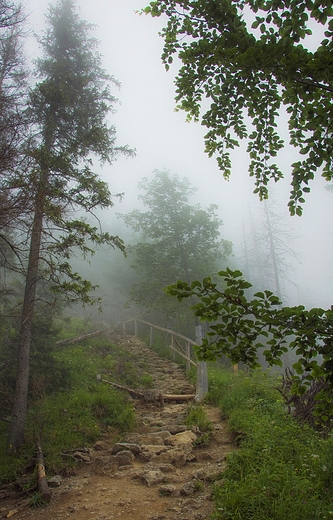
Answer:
1, 0, 333, 518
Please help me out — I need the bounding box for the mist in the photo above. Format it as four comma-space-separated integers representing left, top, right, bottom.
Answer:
25, 0, 333, 319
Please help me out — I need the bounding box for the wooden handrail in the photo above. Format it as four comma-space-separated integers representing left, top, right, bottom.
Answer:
121, 318, 197, 370
123, 318, 197, 346
169, 344, 197, 367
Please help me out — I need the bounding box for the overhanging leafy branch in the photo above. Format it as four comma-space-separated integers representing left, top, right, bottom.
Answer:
167, 268, 333, 419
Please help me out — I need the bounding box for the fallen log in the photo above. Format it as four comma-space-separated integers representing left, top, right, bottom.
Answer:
36, 441, 52, 503
102, 379, 195, 402
161, 394, 196, 401
55, 330, 104, 346
102, 379, 145, 399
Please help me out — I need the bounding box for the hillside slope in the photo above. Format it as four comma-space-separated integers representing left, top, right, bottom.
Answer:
1, 335, 234, 520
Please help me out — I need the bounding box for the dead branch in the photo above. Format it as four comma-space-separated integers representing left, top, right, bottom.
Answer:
162, 394, 195, 401
55, 330, 104, 346
102, 379, 145, 399
36, 441, 52, 503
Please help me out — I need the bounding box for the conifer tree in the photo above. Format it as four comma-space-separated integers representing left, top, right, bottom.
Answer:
8, 0, 132, 450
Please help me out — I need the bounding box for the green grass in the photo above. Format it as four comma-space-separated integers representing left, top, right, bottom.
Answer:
55, 316, 97, 340
140, 373, 154, 388
207, 366, 333, 520
0, 333, 135, 486
185, 403, 213, 446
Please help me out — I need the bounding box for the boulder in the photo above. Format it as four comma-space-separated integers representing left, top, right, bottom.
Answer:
145, 462, 175, 473
113, 450, 135, 466
159, 484, 178, 496
93, 455, 119, 475
141, 470, 166, 487
48, 475, 63, 487
166, 425, 187, 435
93, 441, 109, 451
139, 433, 165, 446
193, 464, 224, 482
181, 481, 197, 496
111, 443, 141, 455
73, 451, 92, 463
154, 448, 187, 467
154, 430, 172, 440
164, 430, 196, 452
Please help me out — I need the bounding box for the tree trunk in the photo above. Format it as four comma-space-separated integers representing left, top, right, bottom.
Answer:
8, 183, 45, 451
264, 202, 282, 300
264, 202, 291, 367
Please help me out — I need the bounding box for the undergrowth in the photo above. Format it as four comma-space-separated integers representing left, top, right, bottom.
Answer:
0, 326, 135, 486
186, 403, 213, 446
208, 366, 333, 520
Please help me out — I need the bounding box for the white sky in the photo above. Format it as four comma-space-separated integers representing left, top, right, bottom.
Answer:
25, 0, 333, 309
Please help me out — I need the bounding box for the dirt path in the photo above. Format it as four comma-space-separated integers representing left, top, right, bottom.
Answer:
1, 335, 234, 520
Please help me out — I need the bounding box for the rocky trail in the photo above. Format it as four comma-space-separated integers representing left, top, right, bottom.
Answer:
1, 335, 234, 520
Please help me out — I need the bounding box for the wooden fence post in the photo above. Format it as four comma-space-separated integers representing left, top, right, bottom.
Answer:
123, 318, 197, 372
195, 325, 208, 402
186, 342, 191, 373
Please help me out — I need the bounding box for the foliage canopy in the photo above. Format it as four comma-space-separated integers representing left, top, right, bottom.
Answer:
142, 0, 333, 425
143, 0, 333, 215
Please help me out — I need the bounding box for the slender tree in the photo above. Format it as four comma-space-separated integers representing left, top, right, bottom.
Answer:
8, 0, 132, 450
240, 201, 300, 303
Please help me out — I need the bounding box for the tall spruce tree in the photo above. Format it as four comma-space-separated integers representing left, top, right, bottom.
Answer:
8, 0, 132, 450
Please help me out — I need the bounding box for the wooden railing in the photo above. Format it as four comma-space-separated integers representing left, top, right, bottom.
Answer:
121, 318, 197, 372
54, 318, 207, 400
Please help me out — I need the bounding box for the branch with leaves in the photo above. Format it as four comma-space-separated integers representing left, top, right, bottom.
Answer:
167, 268, 333, 422
143, 0, 333, 215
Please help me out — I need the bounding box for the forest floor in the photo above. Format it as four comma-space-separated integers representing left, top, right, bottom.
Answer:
0, 335, 235, 520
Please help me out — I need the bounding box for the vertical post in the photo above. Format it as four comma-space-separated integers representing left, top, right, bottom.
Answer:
195, 325, 208, 402
186, 342, 190, 373
171, 334, 175, 360
123, 322, 126, 337
150, 326, 154, 348
134, 319, 138, 337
